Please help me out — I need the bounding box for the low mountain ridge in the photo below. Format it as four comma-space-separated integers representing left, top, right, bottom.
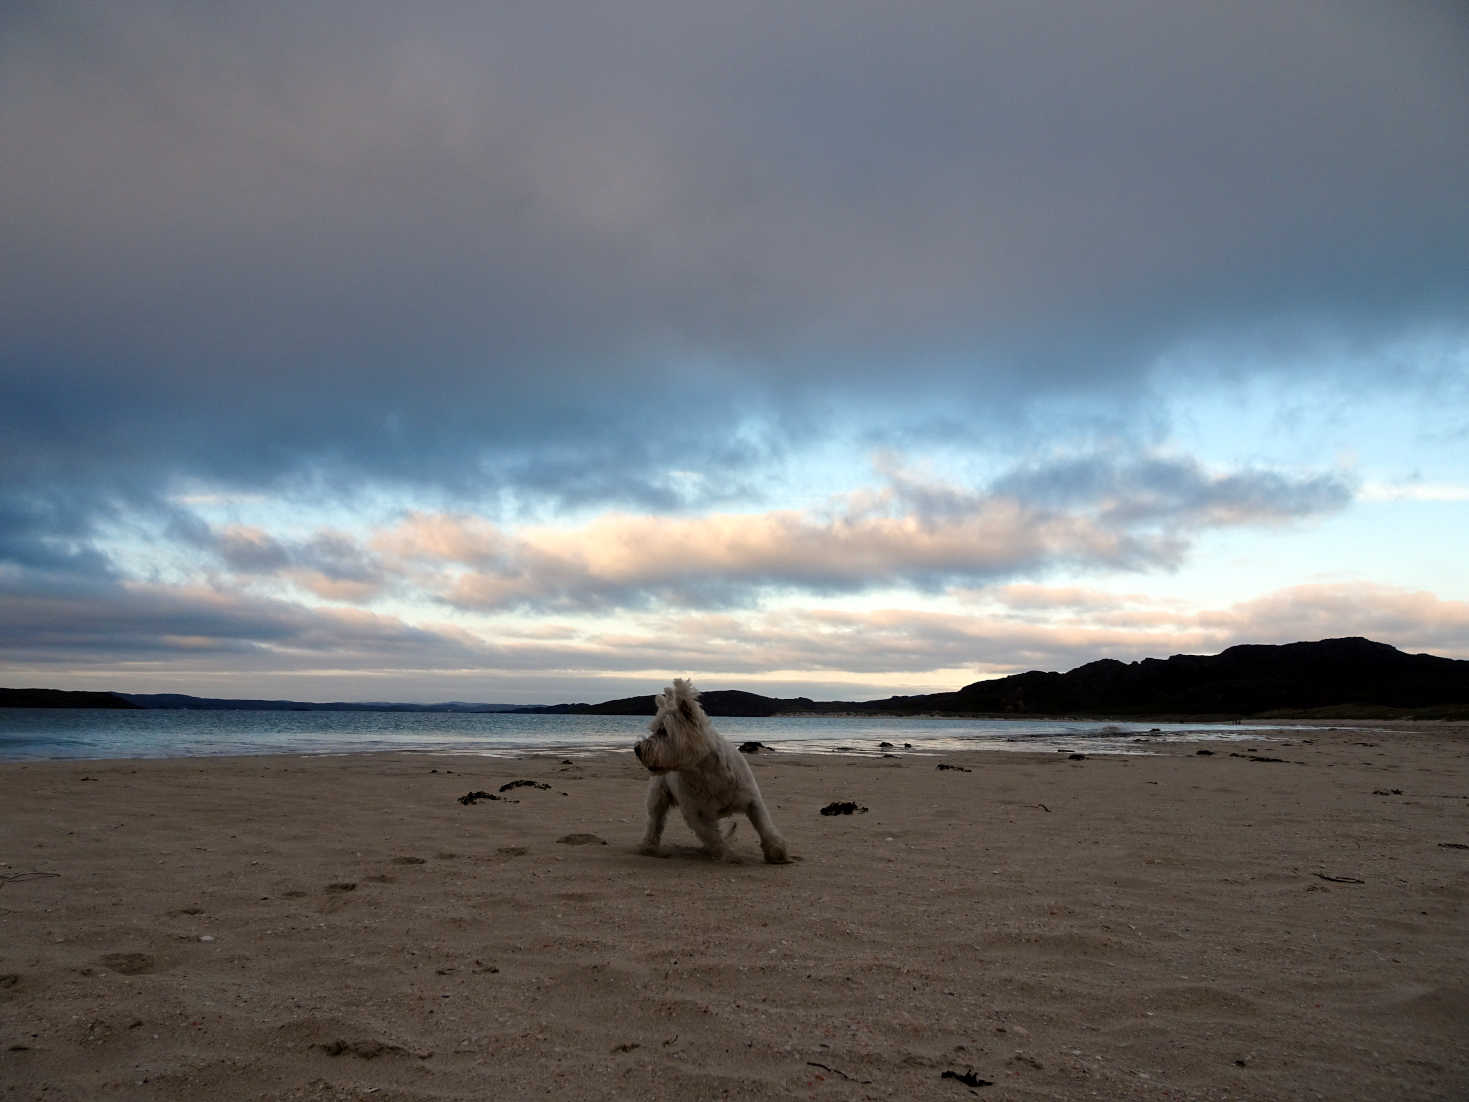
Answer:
880, 637, 1469, 717
524, 638, 1469, 718
5, 638, 1467, 718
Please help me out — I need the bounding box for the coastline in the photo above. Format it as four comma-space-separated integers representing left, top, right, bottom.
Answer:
0, 708, 1350, 765
2, 724, 1466, 1099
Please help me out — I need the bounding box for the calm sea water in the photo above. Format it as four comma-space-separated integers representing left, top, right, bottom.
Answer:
0, 708, 1291, 762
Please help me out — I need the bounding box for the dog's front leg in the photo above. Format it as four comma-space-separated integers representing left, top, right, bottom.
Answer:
746, 799, 790, 864
638, 777, 674, 856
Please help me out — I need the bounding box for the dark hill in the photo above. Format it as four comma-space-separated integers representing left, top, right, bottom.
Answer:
0, 688, 142, 709
527, 638, 1469, 718
517, 689, 827, 717
853, 637, 1469, 717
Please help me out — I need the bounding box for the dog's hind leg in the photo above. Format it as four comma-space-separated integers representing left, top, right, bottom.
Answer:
683, 809, 737, 862
638, 777, 675, 856
746, 799, 790, 864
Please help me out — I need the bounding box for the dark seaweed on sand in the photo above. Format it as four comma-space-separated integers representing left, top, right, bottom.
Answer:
941, 1068, 993, 1087
457, 790, 501, 804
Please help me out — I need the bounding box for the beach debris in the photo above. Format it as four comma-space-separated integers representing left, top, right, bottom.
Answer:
457, 790, 501, 805
819, 801, 868, 815
807, 1061, 872, 1084
390, 855, 427, 865
496, 845, 529, 857
1195, 749, 1215, 756
325, 882, 357, 893
1230, 753, 1288, 763
0, 974, 20, 989
556, 833, 607, 845
937, 763, 972, 772
499, 779, 552, 793
941, 1068, 993, 1088
1372, 788, 1403, 796
1314, 873, 1365, 884
879, 741, 895, 749
1437, 842, 1469, 850
739, 741, 774, 754
1036, 803, 1052, 813
611, 1042, 641, 1053
1069, 753, 1087, 760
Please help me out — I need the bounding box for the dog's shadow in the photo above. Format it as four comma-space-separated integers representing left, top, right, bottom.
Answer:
634, 844, 801, 865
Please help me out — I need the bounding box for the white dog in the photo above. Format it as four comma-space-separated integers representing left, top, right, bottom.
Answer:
634, 679, 790, 864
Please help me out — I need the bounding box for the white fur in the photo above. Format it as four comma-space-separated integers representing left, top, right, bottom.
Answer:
633, 679, 789, 864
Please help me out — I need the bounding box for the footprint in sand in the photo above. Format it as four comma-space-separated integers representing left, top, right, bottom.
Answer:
99, 952, 155, 975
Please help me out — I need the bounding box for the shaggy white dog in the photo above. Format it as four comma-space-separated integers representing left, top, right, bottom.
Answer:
634, 679, 790, 864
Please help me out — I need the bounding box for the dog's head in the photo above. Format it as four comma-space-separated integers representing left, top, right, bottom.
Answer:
633, 678, 712, 773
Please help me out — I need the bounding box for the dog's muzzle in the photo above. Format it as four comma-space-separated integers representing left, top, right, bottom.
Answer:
633, 741, 668, 774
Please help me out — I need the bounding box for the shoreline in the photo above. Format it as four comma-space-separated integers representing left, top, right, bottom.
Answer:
3, 725, 1466, 1099
0, 713, 1402, 768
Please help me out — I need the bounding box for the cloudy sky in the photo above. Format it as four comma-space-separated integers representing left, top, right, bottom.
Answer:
3, 1, 1467, 703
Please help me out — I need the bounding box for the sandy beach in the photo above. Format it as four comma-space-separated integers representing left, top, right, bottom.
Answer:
2, 723, 1466, 1100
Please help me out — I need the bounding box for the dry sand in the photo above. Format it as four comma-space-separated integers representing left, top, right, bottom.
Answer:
2, 723, 1467, 1101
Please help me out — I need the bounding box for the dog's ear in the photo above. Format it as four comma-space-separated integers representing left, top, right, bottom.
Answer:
673, 678, 701, 722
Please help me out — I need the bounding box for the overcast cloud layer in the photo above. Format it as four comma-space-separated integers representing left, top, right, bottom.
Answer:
3, 2, 1467, 700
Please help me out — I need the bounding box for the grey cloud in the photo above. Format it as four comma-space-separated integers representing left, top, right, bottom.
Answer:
2, 0, 1465, 521
0, 584, 295, 661
0, 577, 482, 669
193, 524, 390, 601
214, 530, 292, 574
992, 455, 1355, 525
298, 533, 384, 586
0, 496, 116, 580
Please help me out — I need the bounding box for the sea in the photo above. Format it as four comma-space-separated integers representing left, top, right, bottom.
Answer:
0, 708, 1298, 763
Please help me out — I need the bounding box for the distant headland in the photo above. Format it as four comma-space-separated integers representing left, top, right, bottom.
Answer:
4, 638, 1467, 720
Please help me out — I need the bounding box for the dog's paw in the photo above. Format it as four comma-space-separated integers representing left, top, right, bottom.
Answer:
636, 842, 666, 858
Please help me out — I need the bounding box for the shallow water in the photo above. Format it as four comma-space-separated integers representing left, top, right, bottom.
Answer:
0, 707, 1302, 762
